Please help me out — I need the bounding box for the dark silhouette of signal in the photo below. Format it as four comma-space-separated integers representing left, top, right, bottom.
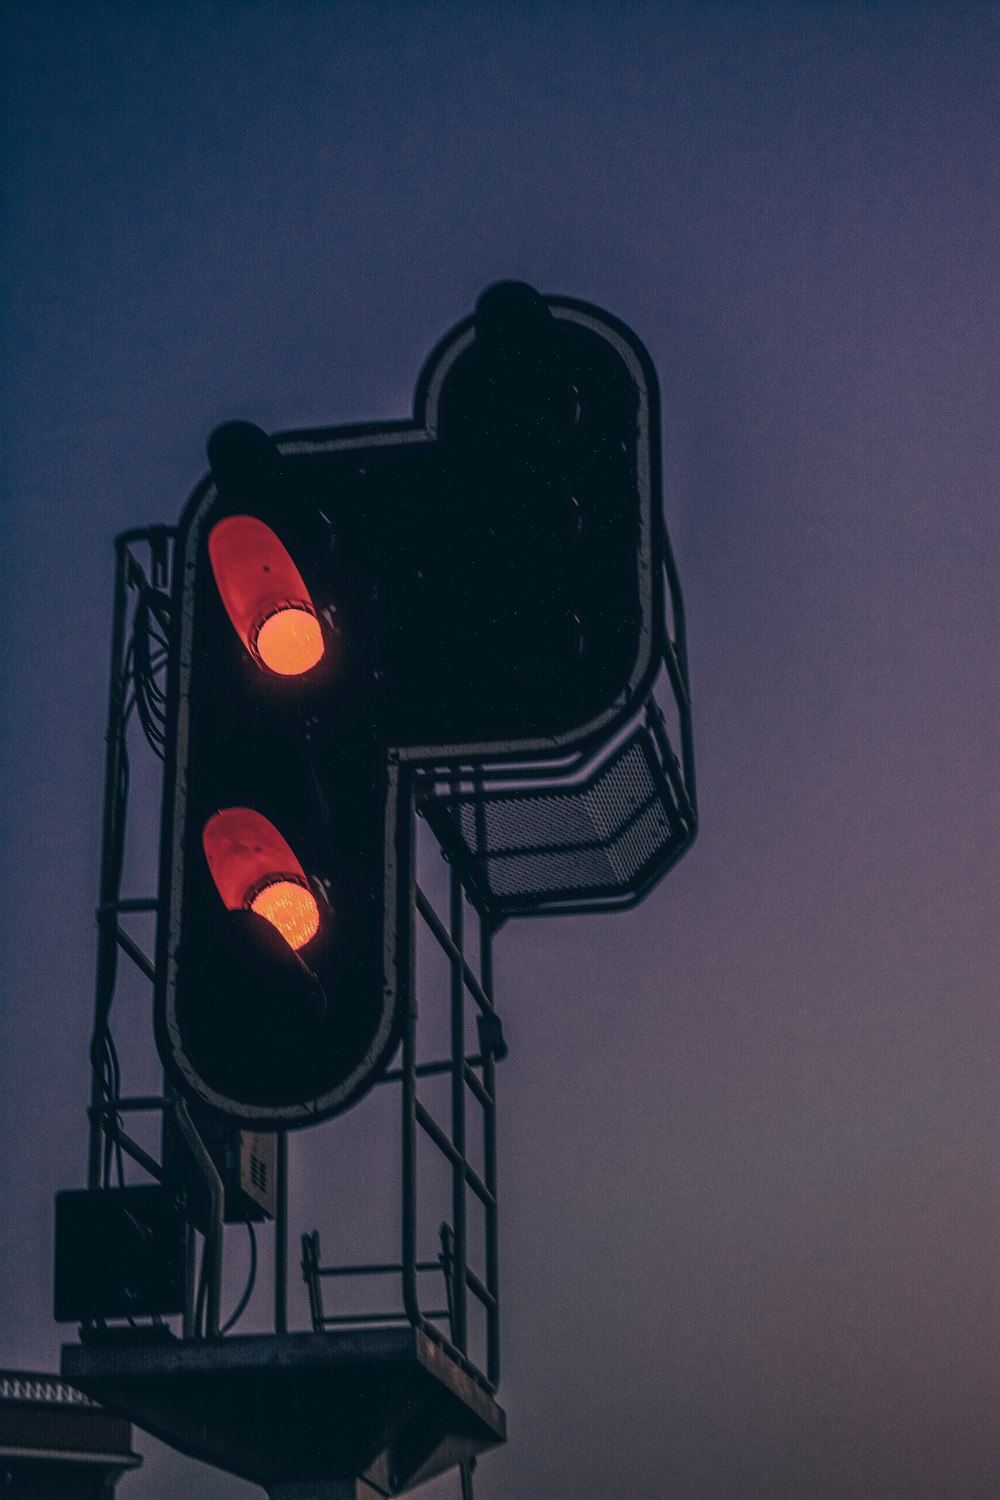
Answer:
155, 282, 665, 1126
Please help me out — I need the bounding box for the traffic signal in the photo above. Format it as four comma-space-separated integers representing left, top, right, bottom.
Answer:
157, 416, 396, 1127
155, 283, 665, 1126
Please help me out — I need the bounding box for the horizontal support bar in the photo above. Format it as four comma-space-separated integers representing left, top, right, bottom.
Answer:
89, 1096, 168, 1116
315, 1261, 441, 1278
97, 898, 160, 915
415, 752, 588, 790
116, 524, 176, 549
316, 1310, 450, 1326
379, 1054, 486, 1085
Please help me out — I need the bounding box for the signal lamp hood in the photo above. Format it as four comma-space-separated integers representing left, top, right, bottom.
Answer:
202, 807, 321, 951
208, 515, 324, 676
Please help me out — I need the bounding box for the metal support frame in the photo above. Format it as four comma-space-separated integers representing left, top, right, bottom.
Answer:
69, 291, 698, 1498
88, 528, 170, 1193
74, 501, 691, 1493
300, 793, 502, 1394
80, 508, 688, 1389
403, 822, 501, 1391
82, 530, 502, 1405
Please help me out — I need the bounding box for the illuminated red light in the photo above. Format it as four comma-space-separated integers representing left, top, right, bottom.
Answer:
208, 515, 324, 675
255, 607, 324, 676
249, 879, 320, 950
203, 808, 321, 951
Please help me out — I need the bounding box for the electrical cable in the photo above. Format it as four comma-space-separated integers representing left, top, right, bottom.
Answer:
194, 1242, 208, 1339
106, 1035, 126, 1189
93, 581, 169, 1184
220, 1220, 258, 1334
132, 585, 171, 759
90, 561, 174, 1196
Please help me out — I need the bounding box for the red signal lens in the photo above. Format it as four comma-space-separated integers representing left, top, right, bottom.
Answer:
255, 606, 324, 676
208, 516, 324, 675
203, 808, 322, 951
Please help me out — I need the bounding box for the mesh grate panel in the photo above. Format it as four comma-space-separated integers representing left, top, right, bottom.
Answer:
424, 728, 693, 917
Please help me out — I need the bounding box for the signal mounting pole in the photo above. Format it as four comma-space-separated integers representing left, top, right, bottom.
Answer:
56, 283, 697, 1496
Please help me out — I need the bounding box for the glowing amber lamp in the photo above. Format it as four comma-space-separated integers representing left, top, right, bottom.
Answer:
208, 515, 324, 676
203, 808, 320, 951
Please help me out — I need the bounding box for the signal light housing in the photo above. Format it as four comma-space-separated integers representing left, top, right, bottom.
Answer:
156, 283, 669, 1127
208, 515, 325, 676
202, 808, 322, 952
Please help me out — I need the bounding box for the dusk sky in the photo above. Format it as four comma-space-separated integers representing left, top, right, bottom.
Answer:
3, 4, 1000, 1497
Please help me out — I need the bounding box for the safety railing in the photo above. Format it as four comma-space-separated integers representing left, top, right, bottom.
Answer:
301, 812, 503, 1394
401, 839, 502, 1391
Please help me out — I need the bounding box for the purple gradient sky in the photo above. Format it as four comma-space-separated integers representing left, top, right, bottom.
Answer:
3, 4, 999, 1497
